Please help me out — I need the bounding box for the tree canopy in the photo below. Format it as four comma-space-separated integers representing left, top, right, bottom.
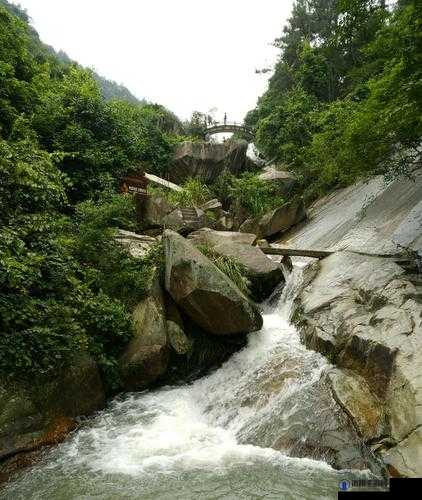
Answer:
246, 0, 422, 199
0, 3, 181, 390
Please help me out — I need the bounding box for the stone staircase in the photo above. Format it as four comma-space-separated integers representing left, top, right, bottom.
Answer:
180, 208, 201, 225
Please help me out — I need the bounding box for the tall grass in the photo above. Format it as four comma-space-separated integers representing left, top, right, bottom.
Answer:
198, 244, 251, 296
149, 178, 212, 208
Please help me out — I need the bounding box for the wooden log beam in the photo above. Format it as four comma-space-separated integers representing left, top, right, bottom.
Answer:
144, 173, 184, 192
262, 246, 412, 262
261, 247, 332, 259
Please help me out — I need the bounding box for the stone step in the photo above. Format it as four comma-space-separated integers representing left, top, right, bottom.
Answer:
181, 210, 198, 216
180, 208, 201, 225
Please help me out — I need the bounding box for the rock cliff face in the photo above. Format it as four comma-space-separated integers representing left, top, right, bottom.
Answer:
169, 140, 254, 184
278, 171, 422, 477
292, 252, 422, 476
279, 171, 422, 254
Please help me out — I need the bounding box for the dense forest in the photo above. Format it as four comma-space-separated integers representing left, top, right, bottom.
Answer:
0, 1, 185, 391
246, 0, 421, 200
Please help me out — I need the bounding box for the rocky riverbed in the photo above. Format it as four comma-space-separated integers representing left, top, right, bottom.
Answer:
1, 165, 421, 488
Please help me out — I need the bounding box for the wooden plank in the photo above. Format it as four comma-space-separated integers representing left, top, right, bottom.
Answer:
145, 172, 184, 192
262, 247, 412, 262
261, 247, 333, 259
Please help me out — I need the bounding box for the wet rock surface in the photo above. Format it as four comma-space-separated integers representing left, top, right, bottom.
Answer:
279, 171, 422, 254
0, 354, 105, 477
292, 251, 422, 476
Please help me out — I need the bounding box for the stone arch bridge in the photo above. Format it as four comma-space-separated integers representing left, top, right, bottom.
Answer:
204, 123, 254, 142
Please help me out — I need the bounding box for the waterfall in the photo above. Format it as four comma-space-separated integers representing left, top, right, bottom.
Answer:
2, 262, 375, 500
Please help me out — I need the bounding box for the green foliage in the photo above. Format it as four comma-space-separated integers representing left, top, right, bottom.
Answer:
0, 3, 182, 202
306, 1, 422, 195
255, 86, 318, 166
31, 67, 177, 199
211, 171, 237, 207
228, 173, 285, 217
149, 177, 213, 208
0, 0, 145, 108
73, 194, 158, 308
0, 181, 156, 390
0, 5, 37, 138
93, 73, 144, 104
248, 0, 421, 200
0, 139, 68, 221
198, 245, 251, 296
183, 111, 211, 139
0, 5, 180, 392
167, 178, 213, 207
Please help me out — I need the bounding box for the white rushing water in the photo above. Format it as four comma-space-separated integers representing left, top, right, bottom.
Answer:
2, 264, 371, 499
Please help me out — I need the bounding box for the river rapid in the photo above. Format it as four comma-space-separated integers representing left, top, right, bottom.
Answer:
2, 264, 374, 499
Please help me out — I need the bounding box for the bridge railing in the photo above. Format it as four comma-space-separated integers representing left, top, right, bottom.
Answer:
206, 122, 247, 130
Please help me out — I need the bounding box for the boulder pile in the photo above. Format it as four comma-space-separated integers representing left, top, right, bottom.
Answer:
118, 230, 273, 390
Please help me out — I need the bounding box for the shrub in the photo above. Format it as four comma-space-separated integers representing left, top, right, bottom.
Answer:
0, 139, 69, 222
73, 195, 151, 307
229, 172, 285, 217
167, 178, 212, 207
149, 178, 213, 208
0, 182, 158, 390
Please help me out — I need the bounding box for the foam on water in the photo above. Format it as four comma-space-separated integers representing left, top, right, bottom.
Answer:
2, 263, 369, 499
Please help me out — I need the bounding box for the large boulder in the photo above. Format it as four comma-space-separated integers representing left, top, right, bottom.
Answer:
293, 251, 422, 477
248, 365, 379, 471
200, 198, 223, 215
258, 165, 297, 194
119, 279, 169, 390
187, 229, 282, 300
212, 241, 284, 302
163, 230, 263, 335
169, 140, 253, 184
143, 195, 174, 229
240, 201, 306, 239
165, 296, 192, 355
0, 354, 105, 465
115, 230, 156, 258
187, 228, 256, 247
